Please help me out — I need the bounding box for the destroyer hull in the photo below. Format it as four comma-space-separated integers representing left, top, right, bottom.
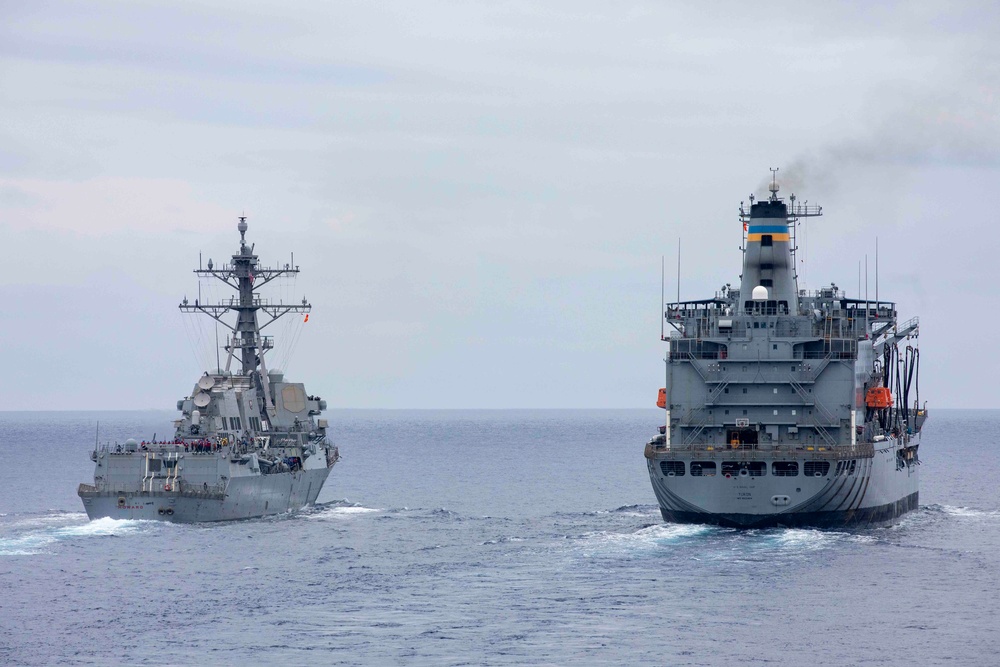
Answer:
78, 467, 332, 523
646, 437, 920, 529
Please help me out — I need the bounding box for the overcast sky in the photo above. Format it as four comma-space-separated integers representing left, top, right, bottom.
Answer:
1, 1, 997, 410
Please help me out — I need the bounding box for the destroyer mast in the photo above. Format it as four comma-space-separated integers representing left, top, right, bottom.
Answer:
180, 216, 310, 424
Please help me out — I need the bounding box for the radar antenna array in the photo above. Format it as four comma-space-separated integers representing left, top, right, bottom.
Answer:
178, 217, 311, 378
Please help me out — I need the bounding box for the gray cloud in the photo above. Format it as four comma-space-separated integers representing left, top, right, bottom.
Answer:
1, 1, 998, 409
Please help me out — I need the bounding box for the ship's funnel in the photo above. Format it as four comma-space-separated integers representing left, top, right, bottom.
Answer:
740, 189, 797, 314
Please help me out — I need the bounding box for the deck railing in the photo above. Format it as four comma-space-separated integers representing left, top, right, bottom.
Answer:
77, 481, 227, 498
644, 441, 875, 460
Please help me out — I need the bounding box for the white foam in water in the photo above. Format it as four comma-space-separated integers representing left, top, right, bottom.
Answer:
0, 516, 150, 556
773, 528, 831, 551
669, 527, 845, 564
55, 517, 146, 538
306, 505, 381, 520
332, 506, 380, 514
940, 505, 1000, 518
577, 523, 714, 557
846, 533, 878, 544
482, 536, 527, 545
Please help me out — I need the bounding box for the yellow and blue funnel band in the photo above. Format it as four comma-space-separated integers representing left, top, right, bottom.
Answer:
747, 224, 789, 242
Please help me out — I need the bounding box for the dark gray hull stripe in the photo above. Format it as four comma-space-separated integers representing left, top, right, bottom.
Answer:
658, 492, 919, 529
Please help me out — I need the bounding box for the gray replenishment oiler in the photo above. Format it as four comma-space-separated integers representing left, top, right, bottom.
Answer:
79, 218, 340, 522
645, 173, 926, 528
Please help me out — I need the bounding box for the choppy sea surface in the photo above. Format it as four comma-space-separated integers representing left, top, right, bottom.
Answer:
1, 409, 998, 666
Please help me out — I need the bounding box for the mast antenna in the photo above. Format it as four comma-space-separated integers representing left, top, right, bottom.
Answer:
875, 236, 879, 310
676, 238, 681, 303
180, 215, 311, 378
660, 256, 665, 340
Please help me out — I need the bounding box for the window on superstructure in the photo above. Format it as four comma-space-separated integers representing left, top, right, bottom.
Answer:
804, 462, 830, 477
760, 279, 773, 287
690, 461, 716, 477
761, 235, 773, 246
660, 461, 685, 476
722, 461, 766, 477
772, 461, 798, 476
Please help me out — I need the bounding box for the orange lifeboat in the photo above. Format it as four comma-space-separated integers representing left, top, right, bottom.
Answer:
865, 386, 893, 409
657, 388, 667, 409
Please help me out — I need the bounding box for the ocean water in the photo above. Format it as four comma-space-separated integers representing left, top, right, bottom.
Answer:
1, 409, 998, 666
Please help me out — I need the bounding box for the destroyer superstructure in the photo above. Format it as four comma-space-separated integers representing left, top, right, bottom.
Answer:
79, 218, 339, 522
645, 174, 925, 528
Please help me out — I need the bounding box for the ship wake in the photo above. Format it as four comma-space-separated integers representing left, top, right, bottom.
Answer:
0, 512, 164, 556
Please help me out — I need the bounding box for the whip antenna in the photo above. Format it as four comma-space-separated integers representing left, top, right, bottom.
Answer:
676, 238, 681, 303
660, 255, 665, 340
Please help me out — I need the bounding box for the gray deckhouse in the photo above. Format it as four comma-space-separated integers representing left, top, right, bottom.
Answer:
179, 216, 313, 428
662, 178, 922, 452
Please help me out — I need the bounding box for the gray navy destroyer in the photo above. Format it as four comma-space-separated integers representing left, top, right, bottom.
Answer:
79, 218, 340, 522
646, 174, 926, 528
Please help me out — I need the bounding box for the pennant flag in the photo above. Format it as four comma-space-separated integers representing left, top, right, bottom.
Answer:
303, 314, 309, 323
